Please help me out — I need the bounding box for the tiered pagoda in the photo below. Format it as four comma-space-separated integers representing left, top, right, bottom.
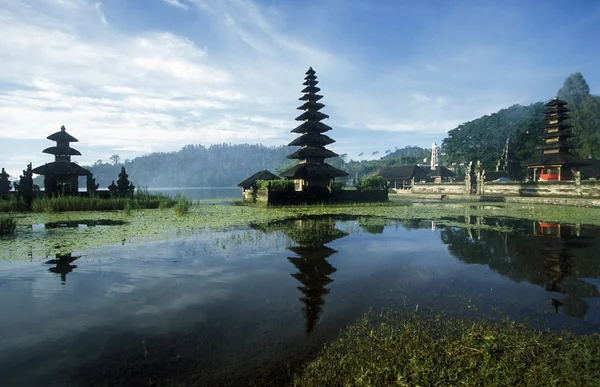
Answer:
32, 125, 94, 195
280, 67, 348, 191
525, 97, 587, 181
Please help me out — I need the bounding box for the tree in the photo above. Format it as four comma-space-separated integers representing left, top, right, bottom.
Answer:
557, 72, 590, 106
557, 73, 600, 159
109, 154, 121, 165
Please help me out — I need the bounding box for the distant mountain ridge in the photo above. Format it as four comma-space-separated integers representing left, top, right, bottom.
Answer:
86, 143, 292, 188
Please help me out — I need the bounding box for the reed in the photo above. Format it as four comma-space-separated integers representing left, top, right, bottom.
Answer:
0, 215, 16, 235
29, 192, 176, 213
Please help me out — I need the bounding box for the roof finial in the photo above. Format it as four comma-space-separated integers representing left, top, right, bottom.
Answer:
61, 125, 66, 131
553, 96, 558, 100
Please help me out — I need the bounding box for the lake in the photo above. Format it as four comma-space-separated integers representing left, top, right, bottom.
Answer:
147, 187, 241, 202
1, 215, 599, 386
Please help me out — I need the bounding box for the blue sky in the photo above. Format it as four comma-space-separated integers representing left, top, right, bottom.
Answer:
1, 0, 599, 178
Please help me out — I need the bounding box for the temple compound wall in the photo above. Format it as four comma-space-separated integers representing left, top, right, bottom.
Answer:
410, 180, 600, 198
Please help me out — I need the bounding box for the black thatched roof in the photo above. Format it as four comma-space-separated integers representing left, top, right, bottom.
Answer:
32, 162, 90, 176
288, 245, 338, 260
538, 143, 575, 151
305, 67, 316, 75
287, 147, 338, 160
295, 110, 329, 122
43, 146, 82, 156
541, 131, 573, 139
428, 166, 456, 178
372, 165, 429, 181
543, 122, 573, 130
301, 86, 321, 94
237, 169, 280, 189
279, 163, 348, 179
544, 106, 570, 114
292, 121, 332, 134
484, 171, 509, 182
298, 94, 323, 102
302, 79, 319, 87
297, 101, 325, 111
546, 97, 568, 107
525, 153, 590, 167
47, 125, 79, 143
288, 133, 335, 147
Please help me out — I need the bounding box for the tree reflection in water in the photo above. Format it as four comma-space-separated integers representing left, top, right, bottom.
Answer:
440, 218, 600, 319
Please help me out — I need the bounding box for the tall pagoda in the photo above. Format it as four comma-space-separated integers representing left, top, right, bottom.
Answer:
525, 97, 587, 181
280, 67, 348, 191
32, 125, 94, 195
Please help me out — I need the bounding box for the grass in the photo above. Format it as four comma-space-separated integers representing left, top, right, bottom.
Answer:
294, 310, 600, 387
27, 191, 176, 213
0, 197, 28, 212
0, 215, 16, 235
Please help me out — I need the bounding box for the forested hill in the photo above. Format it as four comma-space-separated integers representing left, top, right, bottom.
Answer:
442, 72, 600, 177
87, 143, 292, 188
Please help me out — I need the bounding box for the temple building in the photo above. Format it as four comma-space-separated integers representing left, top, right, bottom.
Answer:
525, 97, 587, 181
279, 67, 348, 191
32, 125, 95, 196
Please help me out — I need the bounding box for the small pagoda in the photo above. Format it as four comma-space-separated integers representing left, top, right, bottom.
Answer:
32, 125, 94, 195
279, 67, 348, 191
525, 97, 587, 181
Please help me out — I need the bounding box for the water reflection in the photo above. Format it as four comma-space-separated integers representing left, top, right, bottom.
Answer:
33, 219, 125, 230
254, 217, 348, 333
44, 253, 80, 284
440, 219, 600, 319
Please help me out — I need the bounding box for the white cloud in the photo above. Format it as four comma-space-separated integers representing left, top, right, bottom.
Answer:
163, 0, 188, 9
94, 1, 107, 26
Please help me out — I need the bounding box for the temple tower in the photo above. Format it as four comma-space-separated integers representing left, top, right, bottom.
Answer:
280, 67, 348, 191
525, 97, 587, 181
32, 125, 95, 195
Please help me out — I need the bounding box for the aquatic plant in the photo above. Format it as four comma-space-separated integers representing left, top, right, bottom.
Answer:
294, 310, 600, 386
174, 195, 192, 215
0, 196, 28, 212
0, 215, 16, 235
3, 200, 600, 261
28, 192, 175, 212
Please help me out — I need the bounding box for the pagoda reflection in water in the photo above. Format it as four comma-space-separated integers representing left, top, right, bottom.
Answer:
534, 222, 597, 318
45, 253, 80, 284
285, 218, 348, 334
440, 218, 600, 319
255, 216, 348, 334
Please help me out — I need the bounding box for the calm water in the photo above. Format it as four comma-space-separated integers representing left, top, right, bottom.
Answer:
148, 187, 241, 202
1, 216, 599, 386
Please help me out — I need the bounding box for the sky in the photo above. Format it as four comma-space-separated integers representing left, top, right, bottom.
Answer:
1, 0, 599, 178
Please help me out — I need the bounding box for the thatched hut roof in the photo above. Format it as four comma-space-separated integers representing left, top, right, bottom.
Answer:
237, 169, 280, 189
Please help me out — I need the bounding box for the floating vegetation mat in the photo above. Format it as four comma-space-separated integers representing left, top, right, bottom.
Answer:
2, 200, 600, 261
